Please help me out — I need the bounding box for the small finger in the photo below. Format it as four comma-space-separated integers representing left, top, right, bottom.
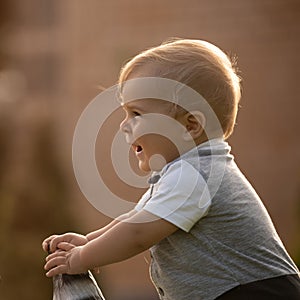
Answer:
44, 256, 66, 271
42, 242, 48, 252
57, 242, 74, 251
46, 264, 67, 277
45, 250, 65, 262
42, 235, 57, 252
49, 236, 64, 253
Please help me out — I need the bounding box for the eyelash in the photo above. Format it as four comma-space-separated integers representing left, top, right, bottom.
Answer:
132, 111, 141, 117
123, 108, 141, 118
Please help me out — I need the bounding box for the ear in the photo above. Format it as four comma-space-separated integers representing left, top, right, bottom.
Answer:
182, 111, 206, 141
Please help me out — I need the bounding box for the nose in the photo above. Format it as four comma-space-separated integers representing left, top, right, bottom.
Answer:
120, 117, 131, 133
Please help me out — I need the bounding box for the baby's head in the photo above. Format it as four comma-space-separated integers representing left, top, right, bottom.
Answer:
118, 39, 241, 172
119, 38, 241, 139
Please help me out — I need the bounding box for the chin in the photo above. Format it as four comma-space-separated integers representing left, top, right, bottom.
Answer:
138, 161, 151, 172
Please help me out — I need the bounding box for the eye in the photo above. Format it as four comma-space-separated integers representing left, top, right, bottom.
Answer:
132, 111, 141, 117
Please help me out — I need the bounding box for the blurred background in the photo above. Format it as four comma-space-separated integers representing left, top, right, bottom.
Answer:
0, 0, 299, 299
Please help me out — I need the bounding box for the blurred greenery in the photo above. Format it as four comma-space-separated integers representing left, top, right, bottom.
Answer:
0, 116, 79, 299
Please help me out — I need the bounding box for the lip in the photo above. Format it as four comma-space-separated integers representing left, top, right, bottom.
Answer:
132, 144, 143, 157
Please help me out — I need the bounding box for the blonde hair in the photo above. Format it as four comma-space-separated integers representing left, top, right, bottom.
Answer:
119, 39, 241, 139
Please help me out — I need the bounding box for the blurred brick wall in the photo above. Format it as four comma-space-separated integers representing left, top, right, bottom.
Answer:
1, 0, 299, 299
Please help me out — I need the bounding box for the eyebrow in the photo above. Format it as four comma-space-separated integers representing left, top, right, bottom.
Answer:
121, 101, 145, 111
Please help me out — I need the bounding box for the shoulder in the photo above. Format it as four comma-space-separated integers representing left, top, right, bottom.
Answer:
142, 159, 212, 232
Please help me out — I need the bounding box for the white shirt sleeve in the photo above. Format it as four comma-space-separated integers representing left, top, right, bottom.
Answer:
135, 160, 211, 232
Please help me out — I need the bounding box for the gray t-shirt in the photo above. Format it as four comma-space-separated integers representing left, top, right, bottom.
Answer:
135, 139, 299, 300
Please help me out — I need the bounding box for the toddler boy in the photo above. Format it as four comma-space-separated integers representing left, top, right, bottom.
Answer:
43, 39, 300, 299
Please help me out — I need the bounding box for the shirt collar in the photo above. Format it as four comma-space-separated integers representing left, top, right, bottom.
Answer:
148, 138, 230, 182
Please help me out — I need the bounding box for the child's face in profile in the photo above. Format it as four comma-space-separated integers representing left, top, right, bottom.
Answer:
120, 98, 184, 172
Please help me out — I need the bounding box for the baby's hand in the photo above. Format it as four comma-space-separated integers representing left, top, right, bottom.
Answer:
42, 233, 88, 253
44, 243, 87, 277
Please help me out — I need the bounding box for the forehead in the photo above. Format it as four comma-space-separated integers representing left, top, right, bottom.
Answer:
121, 98, 172, 112
119, 76, 176, 105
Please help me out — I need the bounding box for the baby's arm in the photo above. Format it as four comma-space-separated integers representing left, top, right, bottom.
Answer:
86, 209, 137, 241
42, 210, 137, 253
44, 210, 178, 276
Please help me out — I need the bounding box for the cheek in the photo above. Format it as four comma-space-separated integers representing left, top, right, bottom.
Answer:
131, 121, 148, 137
140, 135, 179, 155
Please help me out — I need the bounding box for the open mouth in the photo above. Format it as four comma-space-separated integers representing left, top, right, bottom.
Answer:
133, 144, 143, 154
